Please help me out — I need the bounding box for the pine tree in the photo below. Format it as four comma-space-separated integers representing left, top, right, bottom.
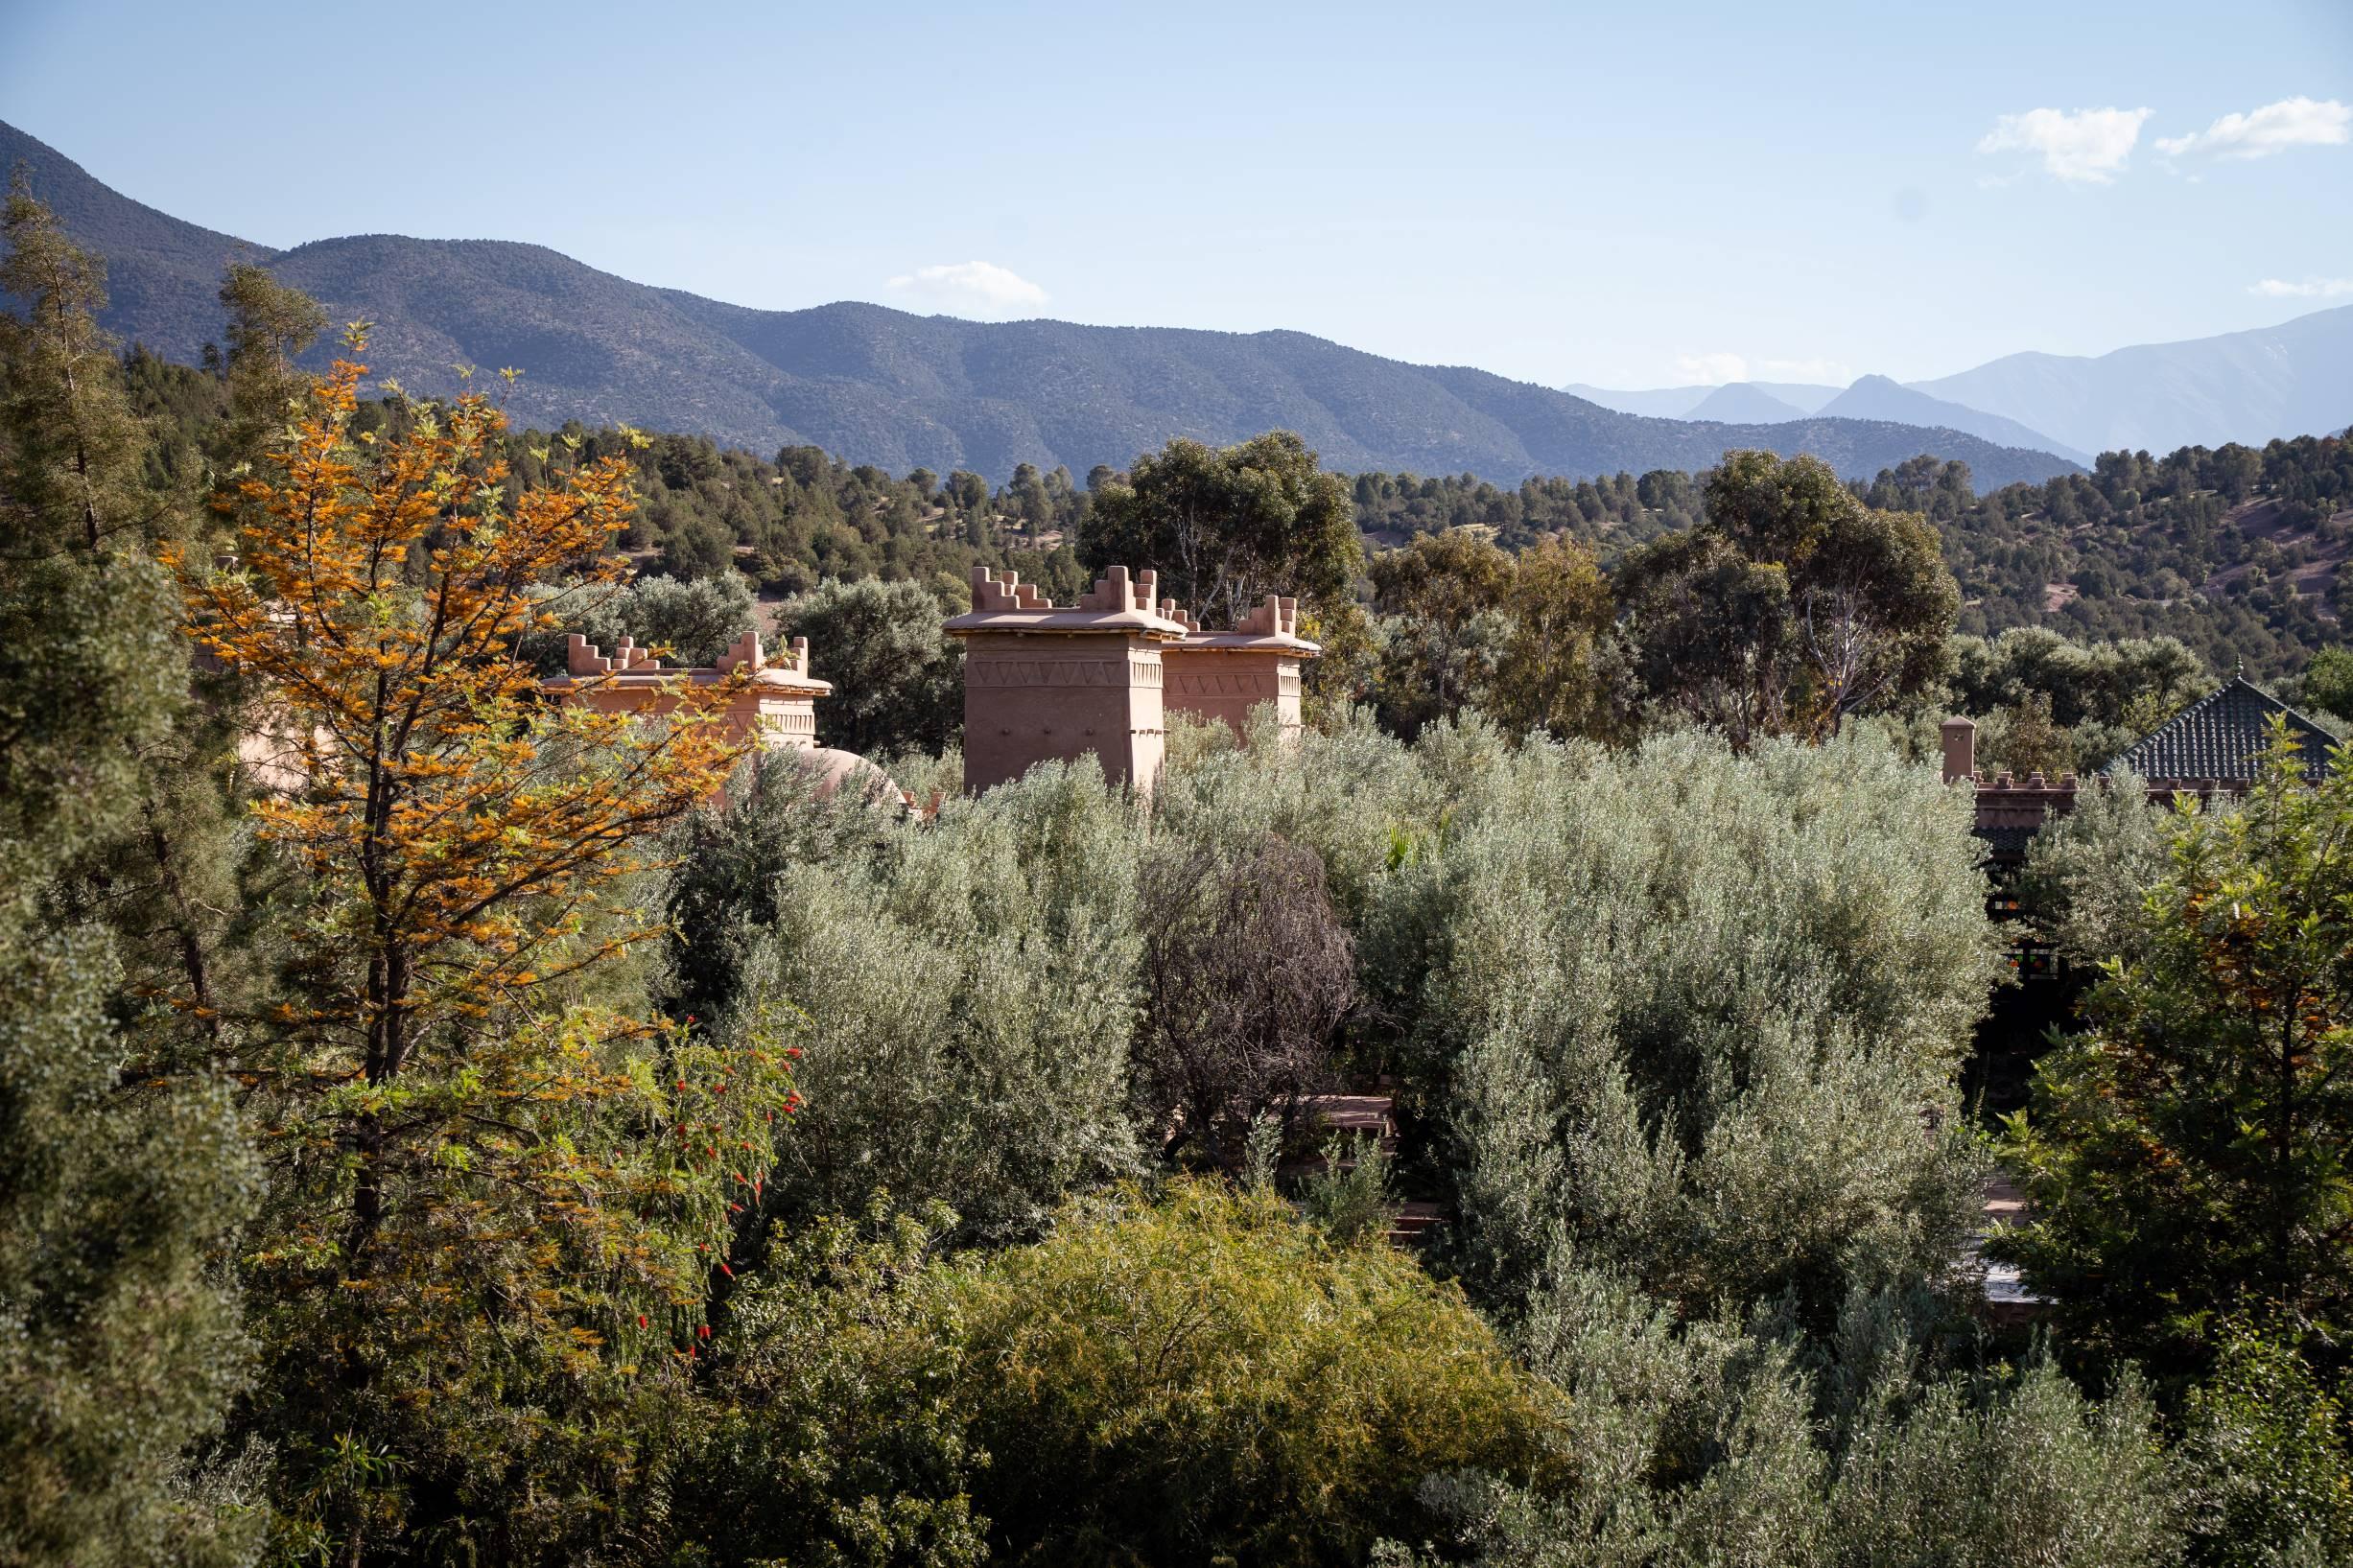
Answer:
0, 181, 261, 1568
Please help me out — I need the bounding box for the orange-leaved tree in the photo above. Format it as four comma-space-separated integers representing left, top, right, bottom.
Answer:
169, 335, 795, 1565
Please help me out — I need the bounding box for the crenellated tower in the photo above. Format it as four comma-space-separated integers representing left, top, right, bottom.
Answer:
1158, 594, 1320, 740
547, 629, 833, 751
944, 564, 1188, 794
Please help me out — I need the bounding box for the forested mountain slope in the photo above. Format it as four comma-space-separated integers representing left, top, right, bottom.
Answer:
1859, 442, 2353, 676
1, 118, 2079, 487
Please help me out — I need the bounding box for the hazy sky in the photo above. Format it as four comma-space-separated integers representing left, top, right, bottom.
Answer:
3, 0, 2347, 388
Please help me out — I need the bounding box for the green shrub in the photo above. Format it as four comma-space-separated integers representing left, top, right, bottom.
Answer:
2177, 1321, 2353, 1567
1383, 1276, 2180, 1568
943, 1180, 1561, 1567
740, 761, 1144, 1240
681, 1204, 986, 1568
1368, 727, 2002, 1322
1300, 1131, 1400, 1247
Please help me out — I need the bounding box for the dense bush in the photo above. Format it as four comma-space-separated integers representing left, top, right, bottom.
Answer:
942, 1181, 1561, 1567
1364, 727, 2003, 1322
736, 762, 1146, 1240
1996, 733, 2353, 1387
2017, 764, 2171, 968
681, 1203, 986, 1568
2177, 1320, 2353, 1567
1134, 831, 1356, 1165
1385, 1338, 2176, 1568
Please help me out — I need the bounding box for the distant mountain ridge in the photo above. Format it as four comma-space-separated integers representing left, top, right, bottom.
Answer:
1569, 306, 2353, 463
1684, 383, 1808, 424
1910, 310, 2353, 458
1, 117, 2080, 488
1566, 381, 1843, 419
1818, 376, 2093, 466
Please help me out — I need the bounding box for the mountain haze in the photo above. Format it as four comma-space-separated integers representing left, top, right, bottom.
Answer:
1560, 382, 1713, 417
1910, 308, 2353, 458
1818, 375, 2091, 465
1566, 381, 1844, 418
1684, 383, 1807, 423
1575, 312, 2353, 461
2, 118, 2079, 487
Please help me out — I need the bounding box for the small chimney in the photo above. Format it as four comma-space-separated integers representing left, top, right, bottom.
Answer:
1940, 716, 1977, 784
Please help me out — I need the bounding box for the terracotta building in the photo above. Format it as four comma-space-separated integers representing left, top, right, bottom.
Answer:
944, 564, 1324, 796
1943, 673, 2339, 868
543, 628, 896, 802
944, 564, 1190, 795
541, 564, 1324, 806
1157, 595, 1319, 741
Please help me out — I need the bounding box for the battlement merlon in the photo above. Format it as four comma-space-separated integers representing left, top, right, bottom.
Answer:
564, 632, 661, 677
552, 630, 832, 695
1171, 594, 1320, 656
945, 564, 1189, 640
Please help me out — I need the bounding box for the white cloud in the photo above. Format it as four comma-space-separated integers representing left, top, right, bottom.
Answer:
1976, 105, 2153, 183
2250, 276, 2353, 299
884, 260, 1048, 315
2157, 96, 2350, 161
1675, 351, 1748, 386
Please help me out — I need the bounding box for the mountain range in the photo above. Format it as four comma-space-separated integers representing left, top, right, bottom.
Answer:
1571, 308, 2353, 466
0, 119, 2099, 489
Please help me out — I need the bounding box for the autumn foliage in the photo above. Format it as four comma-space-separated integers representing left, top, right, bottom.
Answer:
165, 337, 792, 1561
172, 338, 746, 1066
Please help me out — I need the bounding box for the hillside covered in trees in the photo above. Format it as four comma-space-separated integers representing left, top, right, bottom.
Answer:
113, 303, 2346, 686
0, 117, 2082, 487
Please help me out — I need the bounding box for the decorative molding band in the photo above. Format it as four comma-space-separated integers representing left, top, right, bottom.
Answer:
968, 657, 1160, 688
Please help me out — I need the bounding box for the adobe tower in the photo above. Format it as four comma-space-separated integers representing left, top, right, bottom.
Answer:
550, 629, 833, 748
945, 564, 1188, 794
1158, 595, 1319, 739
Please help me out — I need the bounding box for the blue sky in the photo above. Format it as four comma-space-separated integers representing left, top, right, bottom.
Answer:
2, 0, 2347, 388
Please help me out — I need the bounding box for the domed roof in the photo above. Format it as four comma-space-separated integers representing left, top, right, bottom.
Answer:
787, 746, 904, 807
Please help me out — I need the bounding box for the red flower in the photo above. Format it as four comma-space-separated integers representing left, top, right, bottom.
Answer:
698, 1323, 711, 1340
637, 1314, 648, 1329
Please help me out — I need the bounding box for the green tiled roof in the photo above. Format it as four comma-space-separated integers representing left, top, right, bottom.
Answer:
2104, 676, 2338, 784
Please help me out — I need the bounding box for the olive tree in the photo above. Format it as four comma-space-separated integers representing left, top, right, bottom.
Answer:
734, 762, 1144, 1240
1366, 726, 2004, 1322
